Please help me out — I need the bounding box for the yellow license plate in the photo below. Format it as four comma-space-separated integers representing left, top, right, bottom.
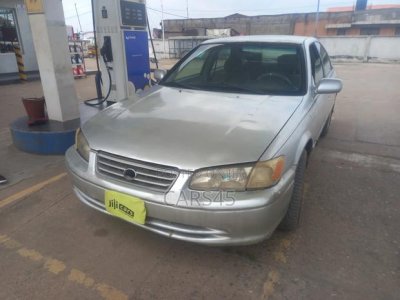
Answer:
105, 190, 146, 225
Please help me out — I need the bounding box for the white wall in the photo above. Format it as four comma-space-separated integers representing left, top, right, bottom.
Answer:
0, 0, 38, 75
0, 53, 18, 73
368, 37, 400, 62
319, 36, 400, 63
150, 39, 170, 59
154, 36, 400, 63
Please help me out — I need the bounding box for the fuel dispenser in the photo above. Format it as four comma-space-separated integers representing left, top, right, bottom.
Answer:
93, 0, 151, 103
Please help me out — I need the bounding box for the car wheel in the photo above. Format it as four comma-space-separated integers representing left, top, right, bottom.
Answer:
320, 110, 333, 138
278, 150, 307, 231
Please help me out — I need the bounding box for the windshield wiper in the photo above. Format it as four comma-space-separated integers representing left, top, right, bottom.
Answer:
213, 83, 266, 95
162, 82, 200, 90
163, 82, 266, 95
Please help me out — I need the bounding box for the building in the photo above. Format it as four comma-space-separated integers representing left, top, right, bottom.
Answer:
322, 7, 400, 36
0, 1, 38, 80
328, 4, 400, 12
163, 7, 400, 38
163, 13, 297, 38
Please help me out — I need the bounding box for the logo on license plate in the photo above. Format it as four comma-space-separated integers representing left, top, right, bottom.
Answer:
108, 199, 135, 217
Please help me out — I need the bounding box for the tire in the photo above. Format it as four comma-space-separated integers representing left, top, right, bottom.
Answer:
320, 110, 333, 138
278, 150, 307, 231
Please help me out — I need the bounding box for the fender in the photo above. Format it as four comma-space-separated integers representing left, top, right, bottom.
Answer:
294, 131, 314, 166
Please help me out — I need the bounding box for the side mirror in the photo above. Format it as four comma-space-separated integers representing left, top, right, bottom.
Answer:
316, 78, 343, 94
154, 69, 167, 82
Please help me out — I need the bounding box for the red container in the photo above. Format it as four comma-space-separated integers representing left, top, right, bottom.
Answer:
22, 97, 48, 126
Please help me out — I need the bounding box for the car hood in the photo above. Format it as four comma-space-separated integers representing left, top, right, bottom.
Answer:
83, 87, 303, 170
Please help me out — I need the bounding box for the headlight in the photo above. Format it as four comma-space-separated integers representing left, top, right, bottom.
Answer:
75, 128, 90, 161
246, 156, 285, 189
189, 156, 285, 191
190, 165, 253, 192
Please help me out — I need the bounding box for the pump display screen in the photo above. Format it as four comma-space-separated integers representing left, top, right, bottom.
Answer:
120, 1, 147, 27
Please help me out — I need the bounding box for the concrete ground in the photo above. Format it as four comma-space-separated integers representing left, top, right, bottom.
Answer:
0, 63, 399, 300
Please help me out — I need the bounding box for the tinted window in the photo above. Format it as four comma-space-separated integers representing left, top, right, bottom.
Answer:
318, 43, 333, 76
173, 52, 206, 81
162, 43, 306, 96
309, 43, 323, 85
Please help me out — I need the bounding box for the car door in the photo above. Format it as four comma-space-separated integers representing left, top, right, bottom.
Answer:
308, 42, 335, 140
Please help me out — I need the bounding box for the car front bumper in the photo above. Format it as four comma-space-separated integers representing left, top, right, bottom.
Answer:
65, 147, 295, 246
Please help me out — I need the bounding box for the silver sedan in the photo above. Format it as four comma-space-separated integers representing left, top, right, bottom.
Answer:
66, 35, 342, 245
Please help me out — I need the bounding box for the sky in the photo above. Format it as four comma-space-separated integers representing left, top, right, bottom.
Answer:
62, 0, 400, 35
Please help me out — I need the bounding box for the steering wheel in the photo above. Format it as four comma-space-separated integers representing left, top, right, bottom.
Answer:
257, 72, 294, 88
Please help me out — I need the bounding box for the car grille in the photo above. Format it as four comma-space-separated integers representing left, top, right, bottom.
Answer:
96, 151, 179, 193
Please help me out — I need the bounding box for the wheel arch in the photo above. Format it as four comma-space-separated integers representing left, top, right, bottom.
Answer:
294, 132, 314, 166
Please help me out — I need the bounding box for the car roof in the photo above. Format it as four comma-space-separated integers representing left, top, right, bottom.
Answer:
202, 35, 314, 45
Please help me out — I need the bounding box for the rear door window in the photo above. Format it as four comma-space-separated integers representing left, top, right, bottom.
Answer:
309, 43, 324, 85
318, 42, 333, 76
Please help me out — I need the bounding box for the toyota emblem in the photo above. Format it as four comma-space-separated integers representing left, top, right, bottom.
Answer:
123, 168, 137, 181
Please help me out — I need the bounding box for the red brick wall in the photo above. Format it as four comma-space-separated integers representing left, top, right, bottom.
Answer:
347, 28, 361, 35
380, 27, 395, 36
293, 19, 329, 36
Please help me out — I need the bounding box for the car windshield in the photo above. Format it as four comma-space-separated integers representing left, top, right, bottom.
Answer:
161, 42, 306, 95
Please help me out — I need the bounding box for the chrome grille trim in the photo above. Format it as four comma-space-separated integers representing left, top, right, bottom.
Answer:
96, 151, 179, 192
